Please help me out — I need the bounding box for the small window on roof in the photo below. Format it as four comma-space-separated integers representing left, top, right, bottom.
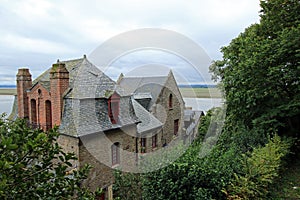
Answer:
108, 92, 120, 124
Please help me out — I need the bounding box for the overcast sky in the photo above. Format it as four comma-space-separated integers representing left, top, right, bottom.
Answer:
0, 0, 261, 85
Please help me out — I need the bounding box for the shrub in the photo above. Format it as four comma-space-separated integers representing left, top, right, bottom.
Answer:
223, 135, 292, 199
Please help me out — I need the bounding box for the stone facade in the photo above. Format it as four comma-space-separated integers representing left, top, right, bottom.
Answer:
78, 125, 137, 190
151, 71, 185, 145
13, 56, 186, 199
119, 71, 185, 149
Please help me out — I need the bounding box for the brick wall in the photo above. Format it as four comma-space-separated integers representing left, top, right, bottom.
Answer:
17, 62, 70, 131
50, 63, 69, 126
16, 68, 32, 119
27, 84, 52, 131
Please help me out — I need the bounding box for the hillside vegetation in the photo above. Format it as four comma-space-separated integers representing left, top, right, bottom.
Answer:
114, 0, 300, 199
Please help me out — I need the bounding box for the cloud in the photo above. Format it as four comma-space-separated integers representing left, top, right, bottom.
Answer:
0, 0, 261, 85
0, 34, 77, 55
104, 49, 212, 84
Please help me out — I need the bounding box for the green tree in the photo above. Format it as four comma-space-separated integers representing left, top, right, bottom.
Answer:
141, 110, 241, 200
223, 135, 292, 199
113, 170, 143, 200
0, 115, 99, 199
210, 0, 300, 139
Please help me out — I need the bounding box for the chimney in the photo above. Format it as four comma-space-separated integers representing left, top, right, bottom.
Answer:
16, 68, 32, 119
50, 61, 69, 126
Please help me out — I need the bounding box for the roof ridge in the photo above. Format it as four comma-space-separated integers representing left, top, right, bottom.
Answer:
122, 75, 168, 78
61, 58, 84, 63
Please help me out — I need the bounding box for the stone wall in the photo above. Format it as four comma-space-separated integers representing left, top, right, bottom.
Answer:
78, 125, 138, 191
152, 72, 185, 146
57, 134, 80, 168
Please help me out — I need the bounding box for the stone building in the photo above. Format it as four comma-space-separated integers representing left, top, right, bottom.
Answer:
10, 55, 185, 199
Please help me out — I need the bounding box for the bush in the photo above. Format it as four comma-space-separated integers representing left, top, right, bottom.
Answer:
0, 115, 98, 199
223, 135, 292, 199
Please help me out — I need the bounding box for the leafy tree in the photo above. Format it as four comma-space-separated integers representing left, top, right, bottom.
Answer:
113, 170, 143, 200
141, 110, 241, 200
210, 0, 300, 139
223, 135, 292, 199
0, 114, 99, 199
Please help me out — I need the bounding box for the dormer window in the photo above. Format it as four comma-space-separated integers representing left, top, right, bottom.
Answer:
108, 92, 120, 124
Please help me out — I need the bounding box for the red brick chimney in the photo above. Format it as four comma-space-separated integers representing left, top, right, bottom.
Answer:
50, 61, 69, 126
16, 68, 32, 119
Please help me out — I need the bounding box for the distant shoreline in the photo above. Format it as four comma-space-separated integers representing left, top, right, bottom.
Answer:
0, 88, 16, 95
0, 87, 222, 98
179, 88, 221, 98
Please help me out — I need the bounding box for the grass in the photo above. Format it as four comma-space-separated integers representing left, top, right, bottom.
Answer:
179, 88, 222, 98
269, 153, 300, 199
0, 88, 16, 95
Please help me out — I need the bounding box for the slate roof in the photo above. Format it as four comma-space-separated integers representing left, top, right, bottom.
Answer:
65, 58, 126, 99
132, 99, 162, 135
133, 93, 152, 99
32, 58, 83, 86
10, 56, 172, 138
56, 57, 137, 137
119, 76, 168, 109
10, 56, 139, 137
184, 110, 204, 136
32, 58, 126, 98
59, 97, 139, 137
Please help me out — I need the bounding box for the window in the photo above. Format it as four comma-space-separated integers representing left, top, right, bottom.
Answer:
111, 142, 120, 166
174, 119, 179, 135
152, 134, 157, 148
168, 94, 173, 109
108, 101, 119, 124
97, 188, 106, 200
30, 99, 37, 127
108, 93, 120, 124
45, 100, 52, 131
141, 138, 146, 153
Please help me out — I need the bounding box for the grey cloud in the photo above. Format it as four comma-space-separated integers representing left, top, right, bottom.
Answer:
0, 0, 260, 85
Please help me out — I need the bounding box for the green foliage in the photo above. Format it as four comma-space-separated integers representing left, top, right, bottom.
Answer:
198, 107, 224, 142
268, 153, 300, 199
113, 170, 143, 200
140, 110, 241, 200
114, 1, 299, 199
0, 115, 98, 199
223, 135, 292, 199
141, 142, 241, 200
210, 0, 300, 138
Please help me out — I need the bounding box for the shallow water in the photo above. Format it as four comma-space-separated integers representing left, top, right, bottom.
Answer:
183, 97, 223, 112
0, 95, 15, 116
